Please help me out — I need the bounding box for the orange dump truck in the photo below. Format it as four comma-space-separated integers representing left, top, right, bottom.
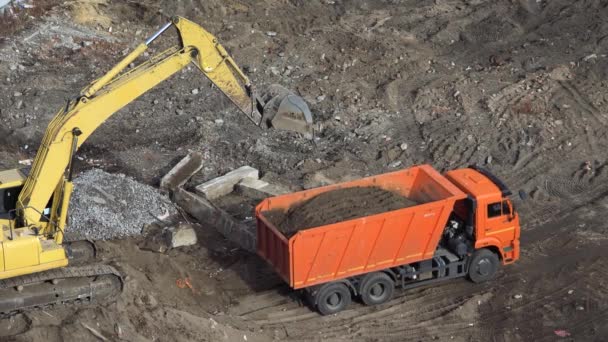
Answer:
256, 164, 520, 315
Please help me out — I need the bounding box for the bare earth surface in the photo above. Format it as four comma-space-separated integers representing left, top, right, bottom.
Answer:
1, 0, 608, 341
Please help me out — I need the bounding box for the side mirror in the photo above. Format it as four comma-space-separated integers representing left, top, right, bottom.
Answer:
506, 200, 515, 221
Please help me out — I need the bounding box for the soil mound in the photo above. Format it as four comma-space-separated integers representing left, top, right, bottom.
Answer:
265, 186, 418, 238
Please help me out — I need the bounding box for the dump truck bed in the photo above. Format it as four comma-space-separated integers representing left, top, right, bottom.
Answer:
256, 164, 467, 289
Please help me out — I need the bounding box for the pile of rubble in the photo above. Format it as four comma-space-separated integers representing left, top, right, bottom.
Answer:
67, 168, 177, 241
162, 152, 288, 252
0, 0, 32, 15
65, 152, 289, 251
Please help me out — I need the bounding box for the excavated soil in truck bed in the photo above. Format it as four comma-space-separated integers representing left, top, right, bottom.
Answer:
263, 186, 418, 238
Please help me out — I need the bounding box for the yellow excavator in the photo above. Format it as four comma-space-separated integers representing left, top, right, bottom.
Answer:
0, 16, 314, 315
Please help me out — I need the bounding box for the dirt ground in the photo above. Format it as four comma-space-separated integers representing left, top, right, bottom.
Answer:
1, 0, 608, 340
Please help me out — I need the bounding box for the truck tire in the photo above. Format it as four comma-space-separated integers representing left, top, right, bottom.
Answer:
316, 282, 352, 315
468, 249, 499, 283
359, 272, 395, 306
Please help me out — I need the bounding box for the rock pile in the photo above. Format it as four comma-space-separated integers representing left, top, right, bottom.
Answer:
67, 169, 176, 241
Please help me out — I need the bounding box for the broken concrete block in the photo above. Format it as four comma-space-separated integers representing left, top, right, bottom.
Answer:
237, 178, 269, 198
164, 224, 197, 248
174, 188, 256, 252
160, 152, 204, 191
236, 178, 289, 200
139, 223, 198, 252
195, 166, 259, 200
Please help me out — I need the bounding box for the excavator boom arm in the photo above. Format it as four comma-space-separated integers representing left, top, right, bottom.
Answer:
16, 17, 269, 227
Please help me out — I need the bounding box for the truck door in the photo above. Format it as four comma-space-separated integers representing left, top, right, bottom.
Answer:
483, 199, 517, 246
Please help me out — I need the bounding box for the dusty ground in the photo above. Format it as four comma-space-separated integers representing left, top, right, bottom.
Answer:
1, 0, 608, 340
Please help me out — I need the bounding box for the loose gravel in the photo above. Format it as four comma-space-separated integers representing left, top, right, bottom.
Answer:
66, 168, 176, 241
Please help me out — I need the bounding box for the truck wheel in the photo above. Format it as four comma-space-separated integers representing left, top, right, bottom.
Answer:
468, 249, 500, 283
359, 272, 395, 306
316, 282, 352, 315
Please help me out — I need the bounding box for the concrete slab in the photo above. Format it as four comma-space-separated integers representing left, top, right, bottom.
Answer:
236, 178, 269, 199
236, 178, 289, 200
174, 188, 255, 252
160, 152, 204, 191
165, 224, 198, 248
195, 166, 259, 200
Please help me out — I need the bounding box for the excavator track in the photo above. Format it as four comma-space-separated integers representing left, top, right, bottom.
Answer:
0, 264, 123, 317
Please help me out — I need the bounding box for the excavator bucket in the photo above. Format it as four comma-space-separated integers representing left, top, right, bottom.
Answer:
259, 84, 315, 139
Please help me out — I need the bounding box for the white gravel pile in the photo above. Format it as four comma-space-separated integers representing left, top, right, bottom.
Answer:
66, 169, 176, 241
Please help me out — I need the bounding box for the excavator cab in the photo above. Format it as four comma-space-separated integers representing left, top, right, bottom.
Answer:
0, 170, 26, 222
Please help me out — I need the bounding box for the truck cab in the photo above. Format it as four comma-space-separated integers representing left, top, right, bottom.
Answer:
445, 166, 520, 265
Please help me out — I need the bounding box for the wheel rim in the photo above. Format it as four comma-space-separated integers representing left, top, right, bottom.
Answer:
369, 283, 386, 301
477, 258, 491, 276
326, 292, 342, 309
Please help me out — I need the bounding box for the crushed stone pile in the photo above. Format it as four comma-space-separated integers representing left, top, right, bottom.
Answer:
264, 186, 419, 238
67, 168, 176, 241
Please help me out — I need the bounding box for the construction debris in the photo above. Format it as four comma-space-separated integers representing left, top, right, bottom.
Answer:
236, 178, 289, 200
174, 188, 255, 252
139, 223, 198, 252
195, 166, 259, 200
236, 178, 269, 198
0, 0, 33, 14
68, 169, 177, 241
160, 151, 204, 191
165, 223, 198, 248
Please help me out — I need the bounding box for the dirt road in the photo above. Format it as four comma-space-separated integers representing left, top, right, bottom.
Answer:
1, 0, 607, 341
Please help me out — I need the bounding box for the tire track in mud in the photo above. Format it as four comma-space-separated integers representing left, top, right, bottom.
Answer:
232, 280, 495, 341
477, 199, 608, 339
493, 76, 608, 227
553, 79, 607, 155
557, 81, 605, 124
478, 254, 608, 340
543, 177, 590, 198
235, 282, 473, 323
